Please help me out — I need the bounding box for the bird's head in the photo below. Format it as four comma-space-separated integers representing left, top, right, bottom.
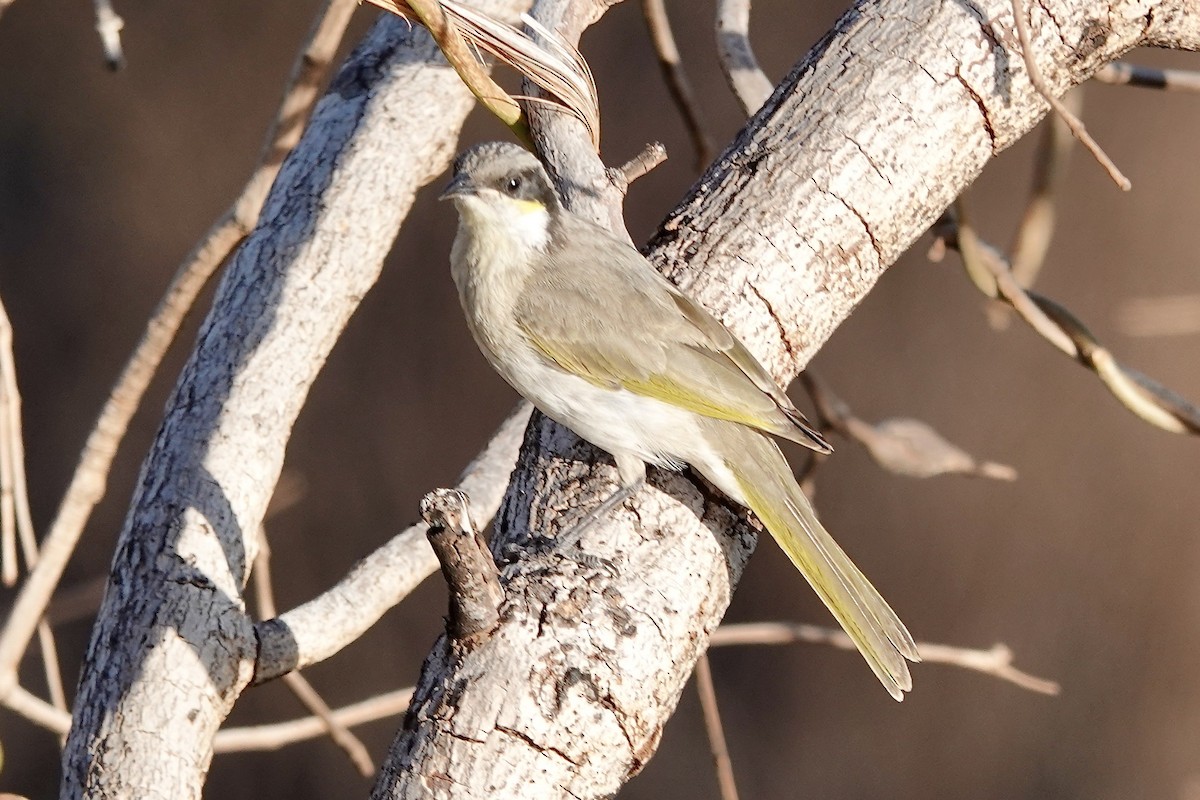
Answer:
440, 142, 561, 252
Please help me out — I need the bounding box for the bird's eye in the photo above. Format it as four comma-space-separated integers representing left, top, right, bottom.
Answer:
504, 176, 522, 194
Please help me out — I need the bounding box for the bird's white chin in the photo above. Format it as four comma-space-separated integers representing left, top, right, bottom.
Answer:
456, 193, 551, 254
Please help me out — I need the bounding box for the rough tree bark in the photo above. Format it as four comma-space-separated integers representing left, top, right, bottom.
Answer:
372, 0, 1199, 798
58, 4, 530, 797
56, 0, 1199, 797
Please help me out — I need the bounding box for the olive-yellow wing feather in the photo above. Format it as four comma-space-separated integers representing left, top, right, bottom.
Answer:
514, 215, 830, 452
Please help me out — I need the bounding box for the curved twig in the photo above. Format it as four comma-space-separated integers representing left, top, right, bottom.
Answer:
715, 0, 774, 115
253, 532, 374, 776
1007, 90, 1079, 289
694, 654, 740, 800
1010, 0, 1130, 190
941, 202, 1200, 436
710, 623, 1060, 695
213, 688, 415, 753
641, 0, 714, 167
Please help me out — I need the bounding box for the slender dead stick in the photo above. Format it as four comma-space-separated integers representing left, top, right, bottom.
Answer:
694, 654, 740, 800
945, 202, 1200, 436
0, 298, 67, 727
0, 298, 19, 586
5, 678, 416, 753
0, 297, 35, 588
710, 622, 1061, 695
1010, 0, 1130, 190
253, 531, 375, 776
641, 0, 713, 168
1007, 90, 1079, 289
214, 687, 414, 753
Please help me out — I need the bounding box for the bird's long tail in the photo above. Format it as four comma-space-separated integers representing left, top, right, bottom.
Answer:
710, 424, 919, 700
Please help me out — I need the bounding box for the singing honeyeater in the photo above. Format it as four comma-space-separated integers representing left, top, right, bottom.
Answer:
441, 141, 919, 699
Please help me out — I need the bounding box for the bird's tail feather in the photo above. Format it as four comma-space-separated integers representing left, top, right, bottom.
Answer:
725, 432, 919, 700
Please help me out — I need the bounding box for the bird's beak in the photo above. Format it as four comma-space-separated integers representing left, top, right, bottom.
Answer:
438, 173, 475, 201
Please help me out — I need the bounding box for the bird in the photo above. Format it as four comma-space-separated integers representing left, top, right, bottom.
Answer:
440, 141, 919, 700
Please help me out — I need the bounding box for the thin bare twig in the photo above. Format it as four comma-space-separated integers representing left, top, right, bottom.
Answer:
0, 297, 24, 587
710, 622, 1061, 695
5, 676, 416, 753
1010, 0, 1130, 190
640, 0, 713, 168
6, 682, 70, 733
0, 298, 36, 587
33, 620, 67, 723
93, 0, 125, 69
610, 141, 668, 194
985, 90, 1080, 330
939, 203, 1200, 436
0, 298, 68, 729
0, 0, 358, 704
1094, 61, 1200, 92
254, 533, 375, 777
950, 200, 1074, 351
213, 687, 415, 753
281, 674, 375, 775
694, 654, 740, 800
1008, 90, 1079, 289
715, 0, 774, 116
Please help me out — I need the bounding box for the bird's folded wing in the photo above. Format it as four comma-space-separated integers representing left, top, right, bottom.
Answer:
513, 237, 821, 446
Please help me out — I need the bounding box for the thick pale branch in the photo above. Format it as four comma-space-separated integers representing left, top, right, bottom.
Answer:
375, 0, 1172, 797
1141, 2, 1200, 49
59, 5, 529, 797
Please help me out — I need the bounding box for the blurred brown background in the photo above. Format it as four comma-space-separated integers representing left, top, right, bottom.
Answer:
1, 0, 1199, 797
